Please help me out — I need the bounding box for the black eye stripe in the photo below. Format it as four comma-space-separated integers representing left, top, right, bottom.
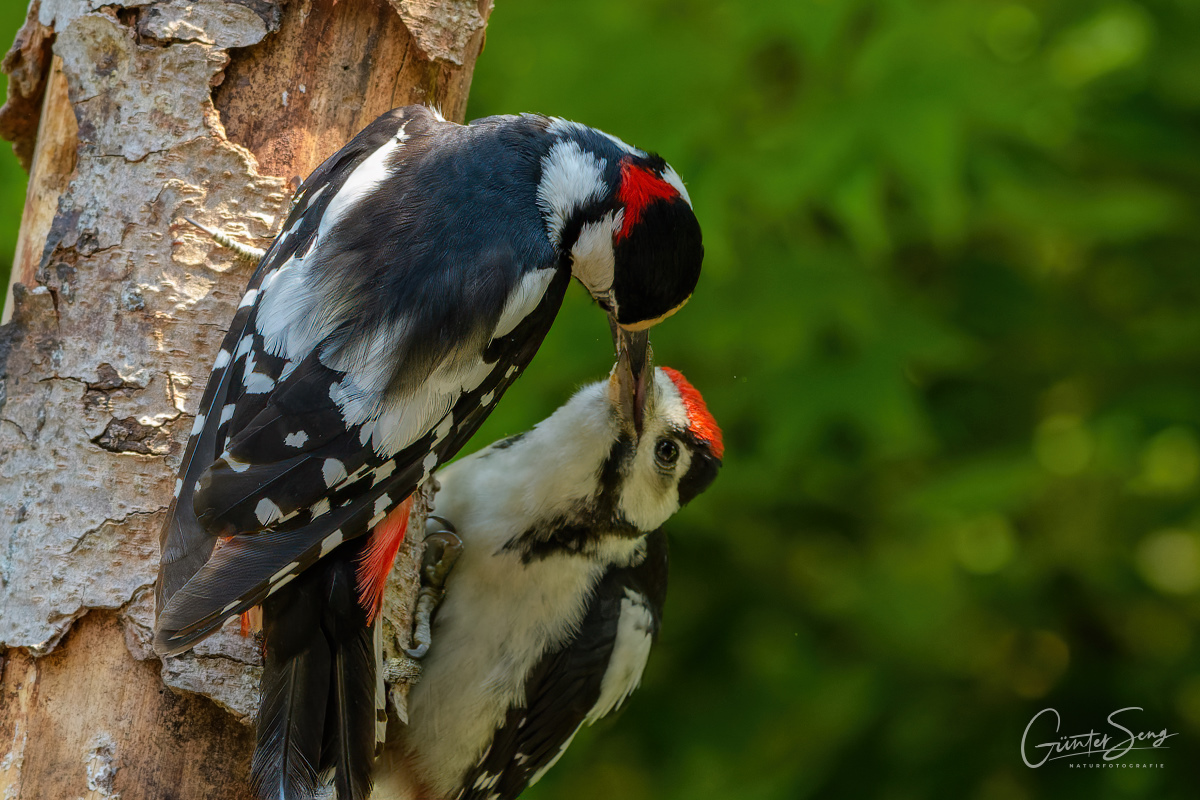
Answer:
672, 429, 722, 505
677, 449, 720, 506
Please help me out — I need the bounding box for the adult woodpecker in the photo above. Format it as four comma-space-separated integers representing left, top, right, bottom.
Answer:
152, 106, 702, 799
377, 360, 723, 800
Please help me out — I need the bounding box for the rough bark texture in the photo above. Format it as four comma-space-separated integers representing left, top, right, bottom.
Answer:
0, 0, 491, 797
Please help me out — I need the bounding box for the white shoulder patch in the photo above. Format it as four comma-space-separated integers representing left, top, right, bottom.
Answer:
570, 210, 623, 298
256, 126, 410, 365
317, 124, 408, 242
586, 589, 654, 723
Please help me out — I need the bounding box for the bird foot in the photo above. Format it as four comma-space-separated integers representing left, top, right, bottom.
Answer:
404, 516, 463, 659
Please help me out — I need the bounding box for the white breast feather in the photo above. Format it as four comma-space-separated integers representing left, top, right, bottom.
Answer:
401, 383, 626, 796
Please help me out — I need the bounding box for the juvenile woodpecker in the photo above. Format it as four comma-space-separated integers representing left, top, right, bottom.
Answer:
378, 359, 723, 800
152, 105, 703, 800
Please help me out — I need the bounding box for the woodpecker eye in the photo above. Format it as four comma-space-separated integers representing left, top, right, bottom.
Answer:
654, 438, 679, 468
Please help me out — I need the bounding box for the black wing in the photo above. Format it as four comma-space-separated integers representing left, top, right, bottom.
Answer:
456, 531, 669, 800
155, 107, 567, 654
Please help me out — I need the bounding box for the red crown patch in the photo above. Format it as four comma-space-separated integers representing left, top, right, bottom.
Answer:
660, 367, 724, 460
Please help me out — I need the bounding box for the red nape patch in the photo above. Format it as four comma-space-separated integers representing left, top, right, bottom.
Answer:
617, 160, 679, 240
356, 495, 413, 623
661, 367, 724, 460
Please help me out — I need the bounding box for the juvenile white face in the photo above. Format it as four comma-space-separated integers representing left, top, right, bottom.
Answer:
434, 364, 722, 563
612, 368, 723, 532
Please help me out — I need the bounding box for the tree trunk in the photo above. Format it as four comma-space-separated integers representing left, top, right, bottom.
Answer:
0, 1, 491, 797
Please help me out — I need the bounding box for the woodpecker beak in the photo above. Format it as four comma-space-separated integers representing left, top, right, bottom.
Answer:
612, 326, 651, 437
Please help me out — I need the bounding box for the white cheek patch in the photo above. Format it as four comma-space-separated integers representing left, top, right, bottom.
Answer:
537, 140, 607, 247
616, 371, 695, 530
570, 210, 623, 298
617, 458, 683, 532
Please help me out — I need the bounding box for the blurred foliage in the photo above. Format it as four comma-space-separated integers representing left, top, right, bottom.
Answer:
3, 0, 1200, 797
0, 0, 29, 300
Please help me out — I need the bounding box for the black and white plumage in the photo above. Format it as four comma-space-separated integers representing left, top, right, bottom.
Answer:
152, 105, 703, 800
380, 364, 723, 800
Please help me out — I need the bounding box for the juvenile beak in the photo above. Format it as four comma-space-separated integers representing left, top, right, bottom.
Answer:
613, 326, 650, 437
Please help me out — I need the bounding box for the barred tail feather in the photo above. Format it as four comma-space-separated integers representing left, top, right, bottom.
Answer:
253, 539, 380, 800
321, 614, 380, 800
252, 580, 329, 800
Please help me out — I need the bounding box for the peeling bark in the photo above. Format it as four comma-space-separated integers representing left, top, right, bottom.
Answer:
0, 0, 491, 796
0, 1, 55, 170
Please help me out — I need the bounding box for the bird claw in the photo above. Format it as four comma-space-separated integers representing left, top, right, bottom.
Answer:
404, 517, 462, 659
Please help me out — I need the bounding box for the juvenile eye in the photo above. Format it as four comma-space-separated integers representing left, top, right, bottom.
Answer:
654, 438, 679, 468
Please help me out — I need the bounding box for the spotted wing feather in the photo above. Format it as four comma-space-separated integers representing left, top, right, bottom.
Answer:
156, 107, 567, 654
156, 107, 431, 612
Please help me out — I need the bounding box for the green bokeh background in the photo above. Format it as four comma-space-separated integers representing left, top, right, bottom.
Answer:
3, 1, 1200, 797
